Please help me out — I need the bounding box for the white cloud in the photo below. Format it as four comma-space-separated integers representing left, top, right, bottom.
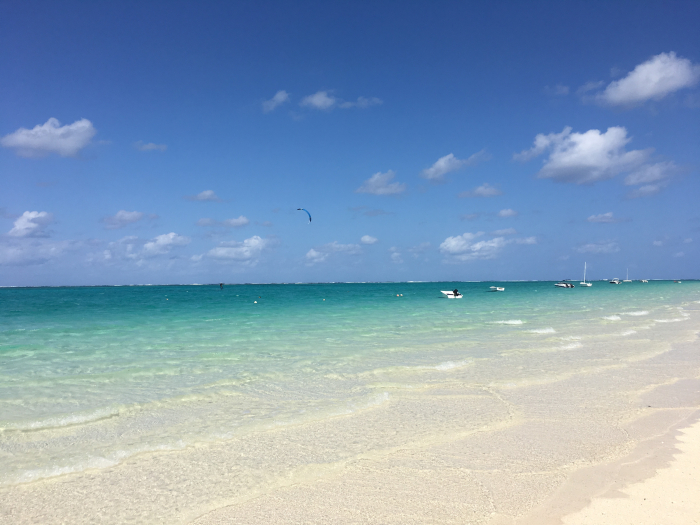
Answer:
208, 235, 269, 261
514, 126, 650, 184
263, 90, 291, 113
599, 52, 700, 106
8, 211, 53, 237
300, 91, 336, 110
142, 233, 190, 257
587, 212, 620, 223
339, 96, 383, 109
305, 248, 327, 264
673, 251, 685, 258
185, 190, 221, 202
222, 216, 250, 227
421, 150, 490, 182
356, 170, 406, 195
498, 209, 518, 218
134, 141, 167, 152
390, 249, 403, 264
576, 241, 620, 254
440, 232, 507, 261
460, 182, 502, 198
102, 210, 144, 229
577, 80, 605, 95
684, 238, 693, 244
0, 239, 71, 266
515, 236, 537, 245
491, 228, 517, 236
305, 241, 362, 265
1, 118, 96, 157
624, 161, 677, 186
360, 235, 378, 245
627, 184, 665, 199
653, 240, 664, 247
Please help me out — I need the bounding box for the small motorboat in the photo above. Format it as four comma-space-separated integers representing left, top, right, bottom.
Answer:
640, 279, 648, 283
489, 286, 505, 292
441, 290, 463, 298
609, 278, 621, 284
555, 280, 575, 288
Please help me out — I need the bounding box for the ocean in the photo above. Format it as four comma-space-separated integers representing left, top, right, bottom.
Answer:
1, 281, 699, 523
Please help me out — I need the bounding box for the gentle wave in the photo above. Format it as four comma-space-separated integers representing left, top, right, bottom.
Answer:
625, 311, 649, 316
434, 360, 469, 371
527, 327, 555, 334
560, 342, 583, 350
0, 406, 121, 432
492, 320, 524, 325
602, 315, 621, 321
619, 330, 637, 336
654, 318, 687, 323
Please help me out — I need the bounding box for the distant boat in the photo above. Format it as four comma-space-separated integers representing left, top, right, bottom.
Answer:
441, 290, 463, 298
489, 286, 505, 292
623, 268, 632, 282
674, 280, 682, 284
555, 280, 575, 288
580, 262, 592, 287
609, 278, 621, 284
640, 279, 648, 283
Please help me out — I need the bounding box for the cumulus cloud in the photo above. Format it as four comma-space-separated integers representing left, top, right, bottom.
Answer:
339, 96, 383, 109
421, 150, 490, 182
207, 235, 269, 262
498, 209, 518, 218
305, 241, 362, 265
598, 52, 700, 106
576, 241, 620, 254
624, 161, 677, 186
263, 90, 291, 113
300, 91, 337, 110
222, 216, 250, 227
514, 126, 650, 185
389, 247, 403, 264
440, 231, 535, 262
587, 212, 624, 223
185, 190, 222, 202
102, 210, 144, 229
356, 170, 406, 195
8, 211, 53, 237
0, 239, 71, 266
627, 184, 665, 199
134, 141, 167, 152
360, 235, 378, 245
1, 118, 96, 157
142, 233, 190, 257
459, 182, 502, 198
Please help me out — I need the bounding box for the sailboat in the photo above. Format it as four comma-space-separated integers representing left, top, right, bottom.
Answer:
623, 268, 632, 283
580, 262, 592, 287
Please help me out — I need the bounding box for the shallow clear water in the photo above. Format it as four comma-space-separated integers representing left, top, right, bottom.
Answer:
1, 281, 699, 491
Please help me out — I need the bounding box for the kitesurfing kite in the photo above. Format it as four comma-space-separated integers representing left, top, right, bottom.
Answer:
297, 208, 312, 223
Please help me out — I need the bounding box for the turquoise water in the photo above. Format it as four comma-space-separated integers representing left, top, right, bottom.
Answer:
1, 281, 699, 488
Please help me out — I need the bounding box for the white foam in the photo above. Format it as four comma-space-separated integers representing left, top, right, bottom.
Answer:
434, 360, 468, 371
492, 320, 524, 325
654, 318, 687, 323
625, 311, 649, 316
560, 342, 583, 350
619, 330, 637, 336
527, 327, 556, 334
1, 406, 121, 432
602, 315, 621, 321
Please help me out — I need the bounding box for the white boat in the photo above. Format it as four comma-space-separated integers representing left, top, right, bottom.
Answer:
441, 290, 463, 298
555, 280, 575, 288
580, 262, 592, 287
641, 279, 648, 283
489, 286, 505, 292
623, 269, 632, 282
609, 278, 621, 284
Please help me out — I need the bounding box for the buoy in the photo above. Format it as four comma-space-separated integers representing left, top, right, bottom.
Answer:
254, 301, 257, 303
323, 299, 325, 301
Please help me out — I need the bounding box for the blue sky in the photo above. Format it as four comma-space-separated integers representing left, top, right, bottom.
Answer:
1, 1, 699, 286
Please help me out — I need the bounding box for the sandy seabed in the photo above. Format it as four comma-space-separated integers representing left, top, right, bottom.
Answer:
1, 313, 699, 524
